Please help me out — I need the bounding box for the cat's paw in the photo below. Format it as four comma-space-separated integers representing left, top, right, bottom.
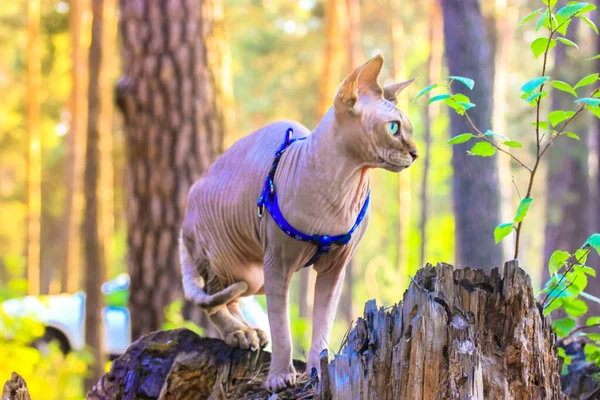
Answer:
225, 328, 260, 351
265, 366, 297, 392
255, 328, 269, 348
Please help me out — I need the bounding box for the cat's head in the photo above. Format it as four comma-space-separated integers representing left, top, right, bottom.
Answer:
333, 54, 418, 172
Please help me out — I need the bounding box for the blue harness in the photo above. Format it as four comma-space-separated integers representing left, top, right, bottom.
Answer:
257, 128, 370, 268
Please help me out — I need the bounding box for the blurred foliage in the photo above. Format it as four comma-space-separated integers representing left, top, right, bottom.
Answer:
0, 287, 91, 399
0, 0, 598, 381
161, 300, 204, 336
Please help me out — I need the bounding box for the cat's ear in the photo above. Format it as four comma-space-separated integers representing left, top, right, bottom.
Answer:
356, 54, 384, 97
383, 79, 415, 104
335, 55, 384, 111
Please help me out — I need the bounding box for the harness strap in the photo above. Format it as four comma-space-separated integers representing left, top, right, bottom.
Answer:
257, 128, 370, 268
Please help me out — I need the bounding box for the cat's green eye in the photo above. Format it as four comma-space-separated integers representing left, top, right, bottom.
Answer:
388, 121, 399, 135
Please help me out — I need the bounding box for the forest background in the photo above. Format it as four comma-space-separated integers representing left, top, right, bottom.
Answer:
0, 0, 599, 398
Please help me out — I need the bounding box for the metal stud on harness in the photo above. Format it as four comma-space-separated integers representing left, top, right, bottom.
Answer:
257, 128, 371, 268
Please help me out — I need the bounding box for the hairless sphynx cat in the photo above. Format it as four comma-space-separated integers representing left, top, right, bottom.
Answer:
179, 55, 418, 392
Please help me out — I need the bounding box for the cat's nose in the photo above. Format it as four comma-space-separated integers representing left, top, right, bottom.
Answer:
409, 149, 420, 161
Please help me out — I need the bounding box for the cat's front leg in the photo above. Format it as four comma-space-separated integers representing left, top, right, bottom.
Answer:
306, 264, 346, 374
263, 255, 297, 392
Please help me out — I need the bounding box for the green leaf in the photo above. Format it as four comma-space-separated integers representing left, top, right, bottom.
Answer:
562, 131, 580, 140
556, 3, 588, 19
503, 140, 522, 148
574, 265, 596, 278
444, 98, 466, 115
544, 298, 564, 316
580, 15, 599, 34
519, 8, 544, 27
552, 80, 578, 97
574, 73, 599, 89
494, 222, 514, 243
456, 101, 475, 110
484, 129, 507, 140
447, 133, 474, 145
521, 76, 550, 93
583, 233, 600, 255
587, 316, 600, 326
522, 91, 548, 104
549, 250, 570, 275
586, 333, 600, 341
558, 347, 572, 372
586, 54, 600, 60
453, 93, 470, 103
553, 317, 576, 337
531, 121, 550, 129
564, 299, 588, 317
514, 197, 533, 223
548, 110, 569, 126
588, 106, 600, 119
448, 76, 475, 90
548, 110, 566, 126
567, 269, 588, 292
469, 142, 496, 157
557, 37, 578, 48
415, 83, 437, 100
428, 94, 451, 104
531, 38, 557, 58
575, 97, 600, 107
575, 248, 590, 265
542, 0, 557, 7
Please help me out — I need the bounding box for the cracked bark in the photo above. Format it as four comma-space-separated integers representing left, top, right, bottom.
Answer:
117, 0, 230, 339
86, 262, 564, 399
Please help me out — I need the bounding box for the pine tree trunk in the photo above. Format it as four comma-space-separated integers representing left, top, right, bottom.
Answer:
98, 0, 117, 273
388, 0, 411, 286
419, 0, 443, 267
61, 0, 89, 294
339, 0, 361, 325
26, 0, 41, 296
440, 0, 502, 270
84, 0, 108, 388
87, 262, 564, 399
118, 0, 230, 339
492, 0, 517, 262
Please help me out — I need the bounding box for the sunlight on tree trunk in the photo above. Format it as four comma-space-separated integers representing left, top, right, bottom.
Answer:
300, 0, 347, 321
492, 0, 517, 262
388, 0, 410, 286
84, 0, 108, 387
441, 0, 501, 270
119, 0, 231, 339
339, 0, 361, 325
26, 0, 41, 296
419, 0, 443, 268
62, 0, 90, 294
99, 0, 117, 270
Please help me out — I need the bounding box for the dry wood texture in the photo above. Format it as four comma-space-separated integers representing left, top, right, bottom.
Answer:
1, 373, 31, 400
84, 261, 566, 399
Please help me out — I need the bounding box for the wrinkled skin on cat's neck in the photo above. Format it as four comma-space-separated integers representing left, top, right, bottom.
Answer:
179, 55, 418, 392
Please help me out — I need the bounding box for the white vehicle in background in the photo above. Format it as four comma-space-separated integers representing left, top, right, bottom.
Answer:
1, 274, 270, 357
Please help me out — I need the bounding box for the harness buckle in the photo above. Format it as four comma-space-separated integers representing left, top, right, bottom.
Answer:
258, 205, 264, 218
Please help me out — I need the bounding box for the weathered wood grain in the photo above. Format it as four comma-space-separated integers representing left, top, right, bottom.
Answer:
83, 261, 564, 399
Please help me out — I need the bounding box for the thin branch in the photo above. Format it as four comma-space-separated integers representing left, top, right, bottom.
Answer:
570, 323, 600, 335
512, 176, 522, 200
544, 277, 576, 310
463, 112, 532, 172
542, 248, 591, 307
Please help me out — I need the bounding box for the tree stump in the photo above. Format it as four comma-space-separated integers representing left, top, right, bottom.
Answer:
1, 373, 31, 400
85, 261, 564, 399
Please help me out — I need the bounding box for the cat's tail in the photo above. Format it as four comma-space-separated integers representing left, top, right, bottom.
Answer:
179, 235, 247, 313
